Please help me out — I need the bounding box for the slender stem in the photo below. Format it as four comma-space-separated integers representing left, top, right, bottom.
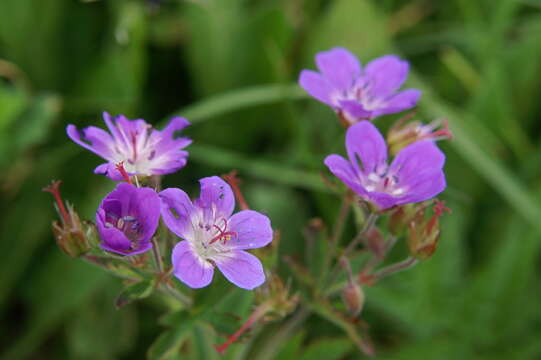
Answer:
340, 256, 355, 285
361, 234, 398, 274
256, 306, 311, 360
222, 170, 250, 210
42, 180, 70, 225
385, 234, 398, 253
331, 193, 352, 244
81, 255, 140, 281
151, 237, 164, 273
151, 235, 192, 307
326, 213, 377, 287
215, 301, 273, 354
159, 283, 192, 306
370, 256, 418, 282
343, 212, 378, 257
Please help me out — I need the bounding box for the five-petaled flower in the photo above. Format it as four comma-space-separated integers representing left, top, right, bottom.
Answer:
325, 121, 446, 210
299, 47, 421, 124
67, 112, 191, 180
160, 176, 273, 290
96, 183, 161, 256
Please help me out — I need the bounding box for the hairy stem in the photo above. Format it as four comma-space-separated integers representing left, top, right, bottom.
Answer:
331, 193, 352, 244
343, 213, 378, 256
215, 301, 273, 354
370, 256, 419, 282
151, 237, 164, 273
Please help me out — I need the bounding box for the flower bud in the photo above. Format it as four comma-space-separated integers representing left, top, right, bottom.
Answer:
407, 200, 450, 260
387, 117, 453, 156
44, 181, 90, 257
341, 283, 365, 317
255, 274, 299, 319
389, 203, 421, 235
364, 227, 386, 259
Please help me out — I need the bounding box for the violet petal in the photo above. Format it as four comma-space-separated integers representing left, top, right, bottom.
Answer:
372, 89, 421, 118
324, 154, 368, 197
160, 187, 195, 239
214, 250, 265, 290
315, 47, 361, 91
363, 55, 409, 99
299, 70, 335, 106
346, 121, 388, 175
227, 210, 273, 250
172, 241, 214, 288
195, 176, 235, 221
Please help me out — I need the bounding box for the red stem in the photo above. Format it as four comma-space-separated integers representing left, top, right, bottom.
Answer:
215, 302, 271, 354
43, 180, 70, 225
222, 170, 249, 210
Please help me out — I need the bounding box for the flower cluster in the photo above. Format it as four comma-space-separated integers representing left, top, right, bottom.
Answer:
300, 47, 449, 211
299, 48, 451, 351
44, 47, 451, 357
64, 113, 273, 290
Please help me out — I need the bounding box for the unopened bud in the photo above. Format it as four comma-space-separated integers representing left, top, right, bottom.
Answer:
389, 203, 422, 235
255, 274, 299, 319
341, 283, 365, 317
44, 180, 90, 257
387, 118, 453, 155
407, 200, 451, 260
364, 227, 386, 259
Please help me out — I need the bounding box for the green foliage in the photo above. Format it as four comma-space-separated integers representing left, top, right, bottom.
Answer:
1, 0, 541, 359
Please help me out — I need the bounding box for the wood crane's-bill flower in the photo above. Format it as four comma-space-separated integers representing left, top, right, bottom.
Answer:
96, 183, 161, 256
67, 112, 191, 180
160, 177, 273, 290
325, 121, 446, 210
299, 48, 421, 123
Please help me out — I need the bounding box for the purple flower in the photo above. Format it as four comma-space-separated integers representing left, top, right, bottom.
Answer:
96, 183, 161, 256
299, 48, 421, 123
325, 121, 446, 210
67, 112, 191, 180
160, 176, 273, 290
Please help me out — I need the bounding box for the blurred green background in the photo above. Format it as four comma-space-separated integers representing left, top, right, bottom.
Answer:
1, 0, 541, 359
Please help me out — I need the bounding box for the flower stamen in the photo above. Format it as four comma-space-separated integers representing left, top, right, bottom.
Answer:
209, 218, 237, 245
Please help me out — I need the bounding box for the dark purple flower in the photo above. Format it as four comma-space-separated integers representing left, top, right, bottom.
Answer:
96, 183, 161, 256
325, 121, 446, 210
160, 176, 273, 290
299, 48, 421, 123
67, 112, 191, 180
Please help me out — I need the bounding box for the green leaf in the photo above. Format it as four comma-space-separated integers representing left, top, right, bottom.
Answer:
147, 313, 194, 360
190, 324, 220, 360
200, 288, 254, 335
308, 300, 372, 356
298, 337, 353, 360
190, 143, 326, 192
70, 1, 147, 113
304, 0, 390, 61
66, 286, 137, 360
273, 331, 306, 360
0, 84, 27, 132
0, 93, 60, 169
164, 84, 305, 125
1, 252, 109, 360
115, 278, 156, 309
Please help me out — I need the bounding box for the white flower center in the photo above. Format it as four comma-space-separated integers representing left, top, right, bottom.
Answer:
360, 169, 406, 196
185, 211, 236, 263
